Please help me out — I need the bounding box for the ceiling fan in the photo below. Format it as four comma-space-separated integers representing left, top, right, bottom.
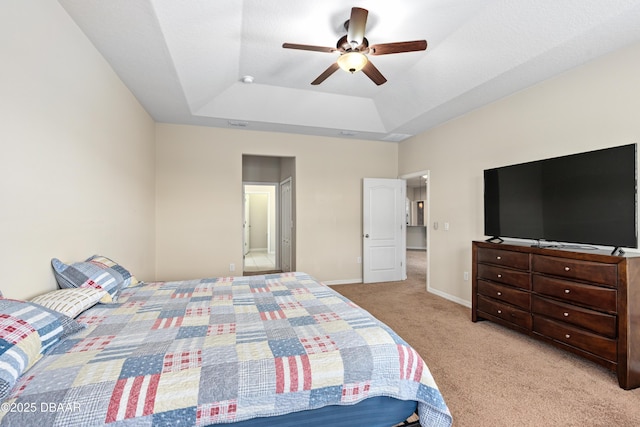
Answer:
282, 7, 427, 86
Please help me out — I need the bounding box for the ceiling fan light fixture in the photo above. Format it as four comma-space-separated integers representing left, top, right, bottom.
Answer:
337, 51, 368, 74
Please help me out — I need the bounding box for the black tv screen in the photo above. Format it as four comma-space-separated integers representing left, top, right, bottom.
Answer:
484, 144, 637, 249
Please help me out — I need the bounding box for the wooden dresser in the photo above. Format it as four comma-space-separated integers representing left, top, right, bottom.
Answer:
472, 240, 640, 389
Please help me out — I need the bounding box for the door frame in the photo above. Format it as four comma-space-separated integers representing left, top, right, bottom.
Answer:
399, 170, 430, 291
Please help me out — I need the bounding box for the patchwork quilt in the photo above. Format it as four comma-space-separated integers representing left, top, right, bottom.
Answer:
0, 272, 452, 427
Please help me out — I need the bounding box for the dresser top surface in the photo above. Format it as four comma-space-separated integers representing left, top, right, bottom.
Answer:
473, 240, 640, 262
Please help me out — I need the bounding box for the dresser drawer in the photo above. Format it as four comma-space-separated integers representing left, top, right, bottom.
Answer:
477, 248, 529, 270
477, 264, 531, 290
532, 296, 617, 338
478, 280, 530, 310
477, 295, 532, 330
533, 316, 617, 362
532, 275, 617, 313
532, 255, 617, 287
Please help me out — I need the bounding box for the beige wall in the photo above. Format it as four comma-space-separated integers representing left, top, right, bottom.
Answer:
399, 41, 640, 306
6, 2, 639, 307
155, 124, 398, 282
0, 1, 156, 299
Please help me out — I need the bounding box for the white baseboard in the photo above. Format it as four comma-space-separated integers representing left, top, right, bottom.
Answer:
324, 278, 362, 286
428, 286, 471, 308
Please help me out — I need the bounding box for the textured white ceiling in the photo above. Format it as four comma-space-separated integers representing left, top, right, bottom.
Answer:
58, 0, 640, 142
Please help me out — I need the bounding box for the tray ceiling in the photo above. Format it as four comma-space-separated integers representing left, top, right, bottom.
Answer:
59, 0, 640, 142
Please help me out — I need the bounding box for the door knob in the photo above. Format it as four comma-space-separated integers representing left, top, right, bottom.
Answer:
364, 234, 370, 238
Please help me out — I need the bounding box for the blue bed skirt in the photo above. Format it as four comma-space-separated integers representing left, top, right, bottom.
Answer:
220, 396, 417, 426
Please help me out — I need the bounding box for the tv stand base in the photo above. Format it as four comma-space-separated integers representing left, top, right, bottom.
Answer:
485, 236, 504, 243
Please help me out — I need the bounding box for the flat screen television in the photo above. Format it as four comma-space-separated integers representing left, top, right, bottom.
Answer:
484, 144, 637, 251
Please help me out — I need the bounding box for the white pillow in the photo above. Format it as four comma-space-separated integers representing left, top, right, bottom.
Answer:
30, 287, 107, 318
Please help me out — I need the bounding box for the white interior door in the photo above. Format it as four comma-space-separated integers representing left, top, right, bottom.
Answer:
243, 193, 250, 256
363, 178, 406, 283
280, 178, 292, 272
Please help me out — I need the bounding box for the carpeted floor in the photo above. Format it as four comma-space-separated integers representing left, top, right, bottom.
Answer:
333, 250, 640, 426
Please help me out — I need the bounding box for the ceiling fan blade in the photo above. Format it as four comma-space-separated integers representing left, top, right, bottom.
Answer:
361, 61, 387, 86
347, 7, 368, 47
282, 43, 337, 53
369, 40, 427, 55
311, 62, 340, 85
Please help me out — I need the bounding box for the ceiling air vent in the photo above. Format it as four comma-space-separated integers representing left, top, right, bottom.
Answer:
339, 130, 358, 137
228, 120, 249, 128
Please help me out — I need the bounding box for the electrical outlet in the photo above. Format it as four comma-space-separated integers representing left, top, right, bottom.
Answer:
444, 222, 450, 231
463, 271, 469, 281
229, 263, 235, 272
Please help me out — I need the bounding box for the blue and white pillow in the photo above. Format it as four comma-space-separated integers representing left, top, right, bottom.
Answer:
0, 298, 84, 400
51, 255, 134, 303
85, 255, 139, 287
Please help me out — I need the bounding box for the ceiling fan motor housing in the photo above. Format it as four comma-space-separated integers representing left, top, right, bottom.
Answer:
337, 35, 369, 52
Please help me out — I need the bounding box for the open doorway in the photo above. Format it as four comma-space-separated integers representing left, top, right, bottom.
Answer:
242, 155, 296, 275
243, 184, 277, 273
401, 171, 429, 289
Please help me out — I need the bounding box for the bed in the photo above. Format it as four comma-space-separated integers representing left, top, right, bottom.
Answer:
0, 256, 452, 427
